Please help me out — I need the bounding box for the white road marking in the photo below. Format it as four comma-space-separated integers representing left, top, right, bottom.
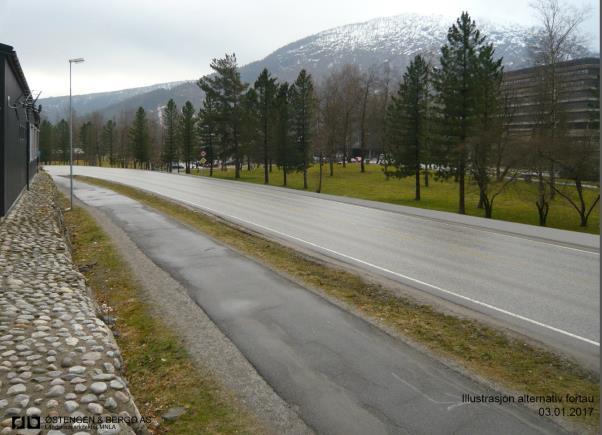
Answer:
55, 171, 601, 348
391, 373, 463, 409
165, 194, 600, 348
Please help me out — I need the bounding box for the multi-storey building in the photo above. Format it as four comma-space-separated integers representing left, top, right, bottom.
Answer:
501, 57, 600, 138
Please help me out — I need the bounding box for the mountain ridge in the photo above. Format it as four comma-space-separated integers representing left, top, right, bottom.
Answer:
39, 13, 598, 122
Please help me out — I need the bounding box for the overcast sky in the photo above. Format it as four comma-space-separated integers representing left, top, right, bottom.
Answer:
0, 0, 598, 97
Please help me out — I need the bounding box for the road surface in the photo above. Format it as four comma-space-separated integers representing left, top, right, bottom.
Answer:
54, 176, 566, 434
46, 166, 600, 368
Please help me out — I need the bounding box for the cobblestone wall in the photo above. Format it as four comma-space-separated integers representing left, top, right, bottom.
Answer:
0, 173, 145, 435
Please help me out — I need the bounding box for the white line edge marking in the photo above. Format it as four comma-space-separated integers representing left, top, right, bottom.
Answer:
172, 171, 601, 255
63, 171, 602, 348
145, 188, 601, 349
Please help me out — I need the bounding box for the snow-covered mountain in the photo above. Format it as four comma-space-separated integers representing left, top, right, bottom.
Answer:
240, 13, 540, 83
39, 13, 597, 122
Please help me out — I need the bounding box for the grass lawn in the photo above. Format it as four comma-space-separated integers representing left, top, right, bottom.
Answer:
191, 163, 599, 234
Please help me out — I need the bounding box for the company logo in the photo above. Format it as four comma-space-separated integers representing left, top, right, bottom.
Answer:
12, 416, 41, 429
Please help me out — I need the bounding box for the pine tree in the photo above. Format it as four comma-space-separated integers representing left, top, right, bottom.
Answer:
102, 120, 116, 166
386, 55, 431, 201
130, 107, 149, 168
290, 69, 315, 189
180, 101, 196, 173
55, 119, 69, 164
274, 82, 292, 186
254, 68, 278, 183
162, 99, 179, 172
470, 44, 507, 218
240, 87, 259, 170
197, 53, 248, 178
39, 120, 54, 164
198, 94, 219, 176
434, 12, 485, 214
79, 121, 94, 165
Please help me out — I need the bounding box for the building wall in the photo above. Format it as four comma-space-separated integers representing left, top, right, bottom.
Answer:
1, 53, 34, 216
502, 57, 600, 138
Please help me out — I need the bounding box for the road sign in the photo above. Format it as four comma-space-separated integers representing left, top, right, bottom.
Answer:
200, 158, 207, 164
201, 150, 206, 157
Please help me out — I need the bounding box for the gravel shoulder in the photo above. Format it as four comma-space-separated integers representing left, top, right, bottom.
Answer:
59, 184, 312, 435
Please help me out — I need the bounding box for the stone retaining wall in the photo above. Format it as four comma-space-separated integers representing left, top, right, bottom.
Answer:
0, 173, 145, 435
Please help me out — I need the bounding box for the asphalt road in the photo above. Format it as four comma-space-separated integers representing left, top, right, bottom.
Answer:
54, 176, 566, 434
46, 166, 600, 368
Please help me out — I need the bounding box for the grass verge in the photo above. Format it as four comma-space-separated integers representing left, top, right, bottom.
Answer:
191, 163, 599, 234
59, 188, 265, 434
74, 174, 600, 431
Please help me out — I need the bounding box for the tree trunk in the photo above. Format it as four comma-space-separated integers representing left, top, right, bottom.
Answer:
575, 179, 588, 227
549, 162, 556, 199
415, 165, 421, 201
360, 79, 370, 173
342, 115, 348, 168
536, 173, 549, 226
536, 200, 549, 226
458, 160, 465, 214
329, 156, 334, 176
484, 201, 493, 218
264, 134, 269, 183
317, 153, 323, 193
424, 165, 429, 187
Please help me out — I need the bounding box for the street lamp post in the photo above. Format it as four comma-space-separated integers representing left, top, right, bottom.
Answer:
67, 57, 85, 211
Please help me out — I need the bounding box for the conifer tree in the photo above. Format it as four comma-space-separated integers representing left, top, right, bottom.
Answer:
386, 55, 431, 201
240, 87, 259, 170
39, 120, 54, 164
130, 107, 150, 168
434, 12, 485, 214
290, 69, 315, 189
198, 94, 219, 176
274, 82, 293, 186
180, 101, 196, 173
55, 119, 69, 164
162, 99, 179, 172
470, 44, 509, 218
102, 120, 116, 166
254, 68, 278, 183
197, 53, 247, 178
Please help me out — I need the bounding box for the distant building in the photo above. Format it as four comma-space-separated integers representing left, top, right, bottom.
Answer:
0, 43, 40, 217
501, 57, 600, 138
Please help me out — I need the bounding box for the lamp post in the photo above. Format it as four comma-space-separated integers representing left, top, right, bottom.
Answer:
67, 57, 85, 211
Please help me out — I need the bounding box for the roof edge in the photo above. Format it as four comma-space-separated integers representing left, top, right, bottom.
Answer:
0, 42, 30, 95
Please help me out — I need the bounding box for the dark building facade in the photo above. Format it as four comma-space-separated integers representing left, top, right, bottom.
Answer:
0, 43, 40, 217
501, 57, 600, 138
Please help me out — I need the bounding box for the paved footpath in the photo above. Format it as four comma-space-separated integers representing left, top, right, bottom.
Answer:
51, 175, 569, 435
0, 174, 144, 434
